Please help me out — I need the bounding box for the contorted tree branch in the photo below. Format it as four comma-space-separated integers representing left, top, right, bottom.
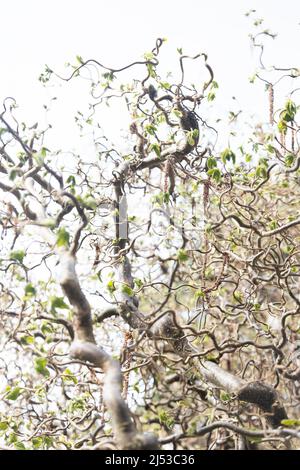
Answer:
0, 115, 158, 451
1, 33, 300, 450
58, 250, 158, 450
103, 41, 290, 443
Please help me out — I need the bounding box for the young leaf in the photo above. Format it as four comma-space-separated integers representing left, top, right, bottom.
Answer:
56, 227, 70, 247
76, 55, 84, 64
107, 280, 116, 293
14, 441, 26, 450
207, 157, 217, 169
195, 290, 205, 299
221, 148, 236, 165
150, 143, 161, 157
281, 419, 300, 427
134, 278, 143, 288
207, 168, 222, 183
25, 283, 36, 297
9, 250, 25, 263
121, 284, 133, 296
285, 153, 295, 167
6, 387, 22, 401
35, 357, 50, 377
50, 296, 68, 313
177, 249, 189, 262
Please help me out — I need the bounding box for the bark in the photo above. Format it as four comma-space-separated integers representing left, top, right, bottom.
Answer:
58, 251, 158, 450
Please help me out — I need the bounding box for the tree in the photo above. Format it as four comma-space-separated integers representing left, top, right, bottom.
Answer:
0, 20, 300, 451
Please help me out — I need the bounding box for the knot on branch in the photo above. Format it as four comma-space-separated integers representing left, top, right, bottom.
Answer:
238, 381, 287, 427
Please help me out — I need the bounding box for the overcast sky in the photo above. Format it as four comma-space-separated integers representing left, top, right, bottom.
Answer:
1, 0, 299, 150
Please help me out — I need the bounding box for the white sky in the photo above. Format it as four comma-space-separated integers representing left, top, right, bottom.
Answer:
1, 0, 300, 150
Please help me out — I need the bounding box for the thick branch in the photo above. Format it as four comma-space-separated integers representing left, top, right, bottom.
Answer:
57, 251, 158, 450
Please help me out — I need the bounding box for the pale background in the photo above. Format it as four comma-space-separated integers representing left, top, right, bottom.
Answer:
1, 0, 299, 151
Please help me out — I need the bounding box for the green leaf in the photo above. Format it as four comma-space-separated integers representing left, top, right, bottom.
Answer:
25, 283, 36, 297
177, 249, 189, 262
160, 81, 171, 90
281, 111, 293, 122
284, 99, 297, 120
0, 421, 8, 431
134, 278, 143, 288
194, 290, 205, 298
35, 357, 50, 377
62, 368, 78, 384
278, 119, 287, 134
221, 148, 236, 165
150, 143, 161, 157
187, 130, 196, 146
76, 55, 84, 64
144, 51, 154, 61
269, 220, 277, 230
210, 81, 219, 89
9, 169, 18, 181
152, 192, 167, 206
172, 109, 183, 119
8, 432, 17, 443
234, 291, 243, 303
102, 72, 115, 81
20, 335, 34, 345
192, 129, 199, 139
67, 175, 76, 186
281, 419, 300, 427
158, 410, 174, 429
43, 436, 54, 449
56, 227, 70, 248
40, 147, 49, 158
121, 284, 133, 296
207, 157, 217, 169
207, 168, 222, 183
145, 124, 157, 136
163, 192, 170, 204
32, 437, 43, 449
41, 322, 53, 335
220, 392, 231, 402
146, 63, 156, 78
107, 280, 116, 294
285, 153, 295, 167
9, 250, 25, 263
264, 144, 274, 155
6, 387, 22, 401
83, 196, 97, 210
50, 296, 68, 313
255, 165, 267, 179
14, 441, 26, 450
